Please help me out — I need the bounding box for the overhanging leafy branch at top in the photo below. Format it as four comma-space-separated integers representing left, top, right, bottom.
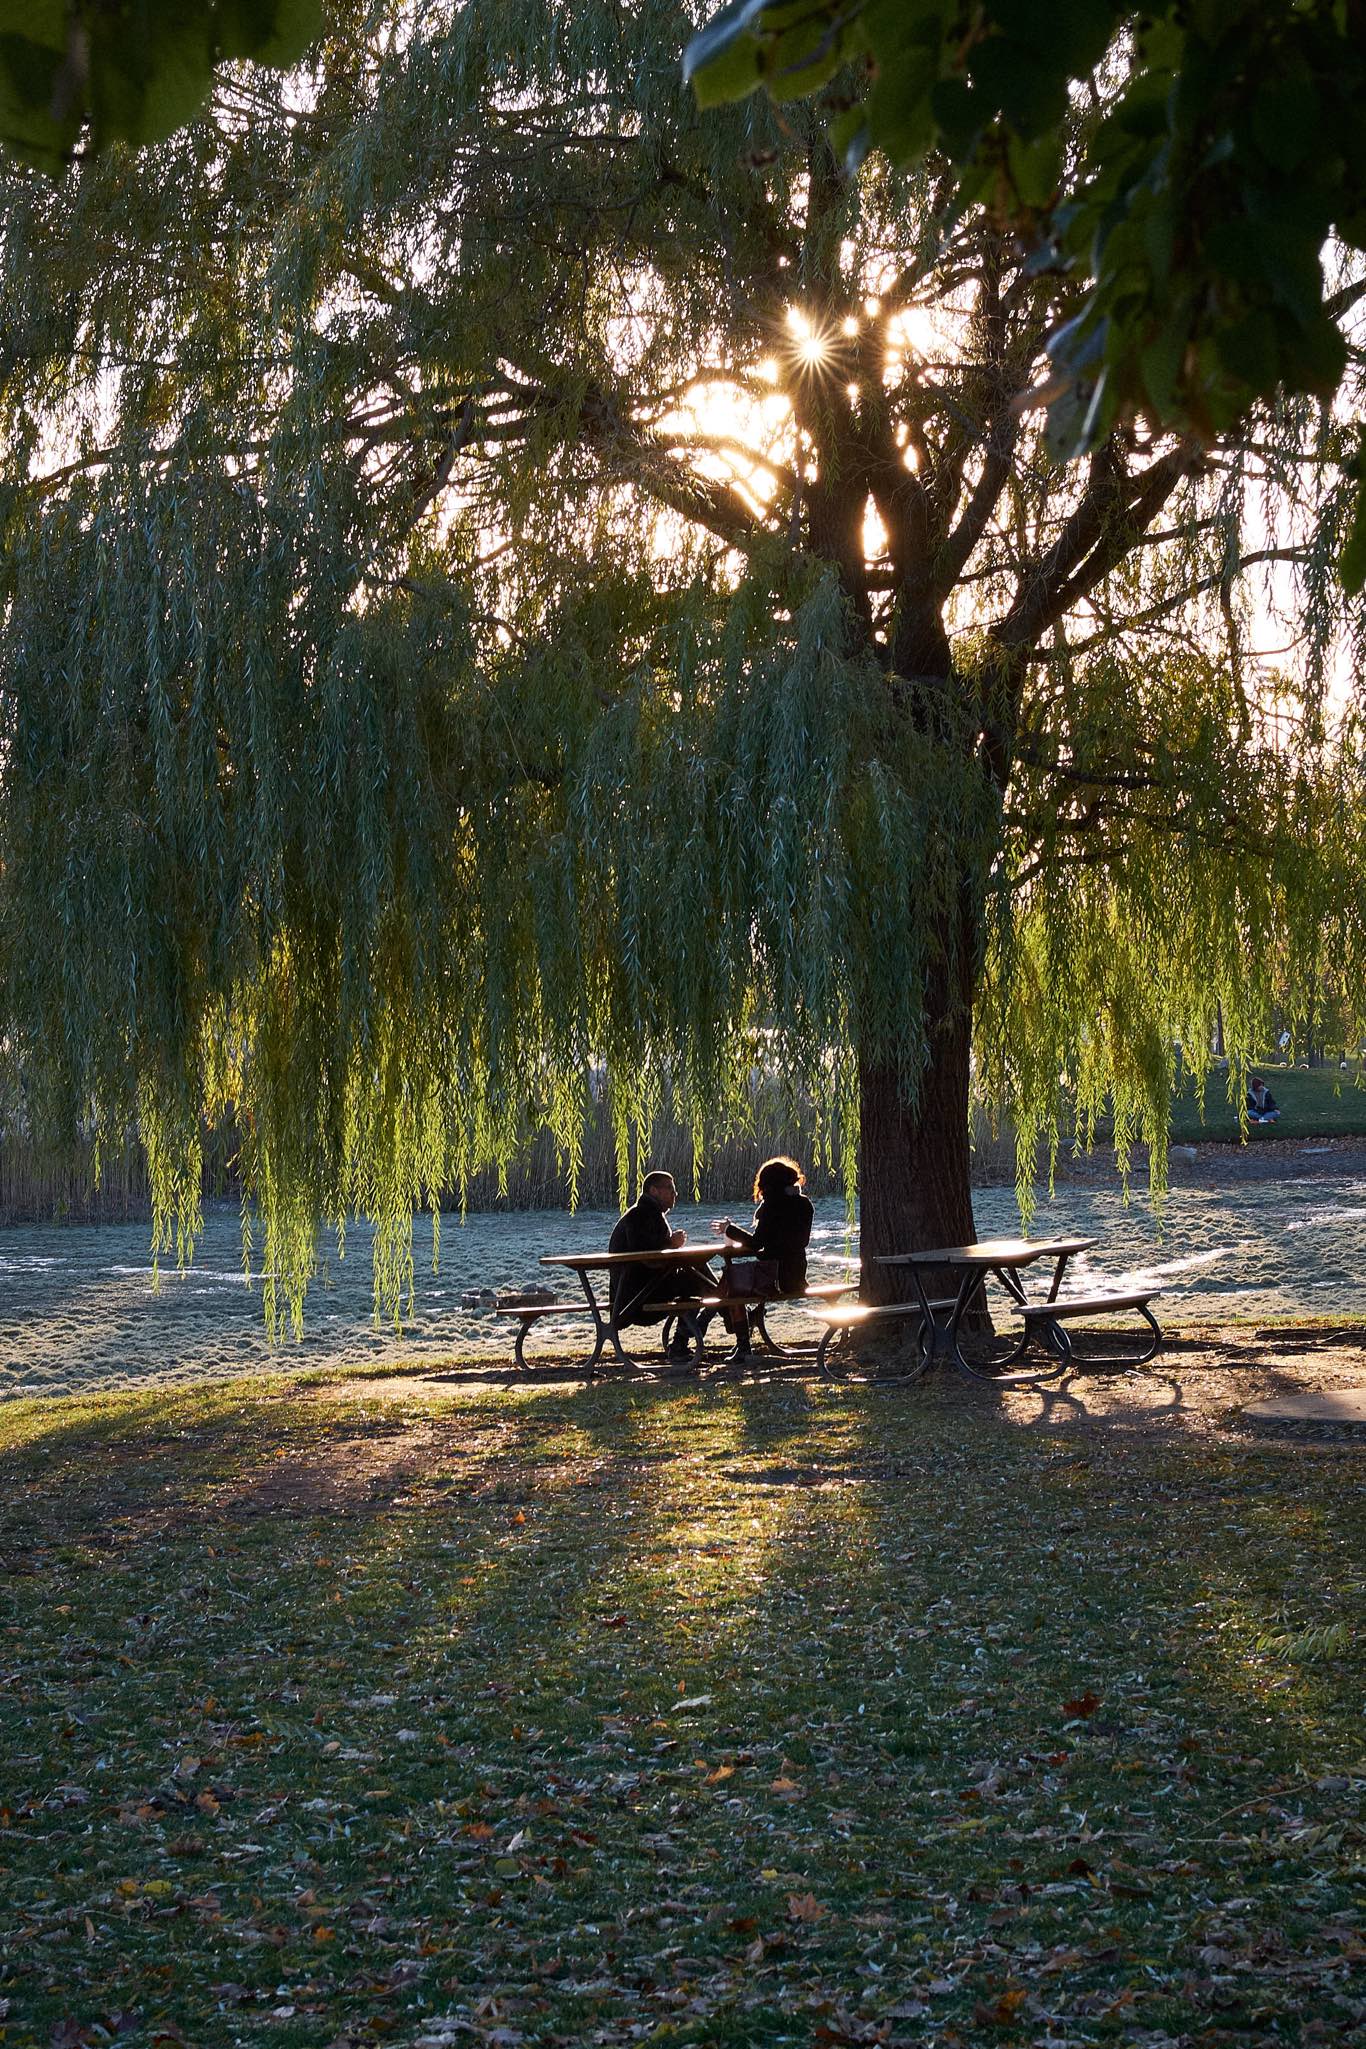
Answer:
0, 0, 320, 169
686, 1, 1366, 583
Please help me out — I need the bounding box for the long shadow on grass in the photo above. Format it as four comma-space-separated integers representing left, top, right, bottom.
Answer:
0, 1380, 726, 2046
7, 1373, 1362, 2045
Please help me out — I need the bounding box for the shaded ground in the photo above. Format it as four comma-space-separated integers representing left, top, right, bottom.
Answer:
307, 1322, 1366, 1454
1, 1344, 1362, 2049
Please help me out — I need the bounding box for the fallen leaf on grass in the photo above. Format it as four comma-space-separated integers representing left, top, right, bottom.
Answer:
787, 1890, 827, 1922
1062, 1690, 1101, 1719
973, 1987, 1029, 2025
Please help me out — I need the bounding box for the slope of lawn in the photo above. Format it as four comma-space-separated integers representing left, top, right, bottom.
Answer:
1168, 1063, 1366, 1145
0, 1368, 1361, 2047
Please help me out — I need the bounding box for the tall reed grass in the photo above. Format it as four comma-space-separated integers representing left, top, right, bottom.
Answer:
0, 1102, 1018, 1224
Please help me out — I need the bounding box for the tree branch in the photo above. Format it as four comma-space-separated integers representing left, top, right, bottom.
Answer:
994, 442, 1197, 654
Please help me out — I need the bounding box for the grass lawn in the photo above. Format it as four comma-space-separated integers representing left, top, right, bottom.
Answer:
1168, 1064, 1366, 1144
1, 1366, 1361, 2048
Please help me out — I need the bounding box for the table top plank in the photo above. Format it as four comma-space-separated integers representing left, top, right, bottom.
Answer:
876, 1236, 1097, 1267
541, 1242, 734, 1269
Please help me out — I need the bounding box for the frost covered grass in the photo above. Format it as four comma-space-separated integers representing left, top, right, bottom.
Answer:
0, 1370, 1361, 2047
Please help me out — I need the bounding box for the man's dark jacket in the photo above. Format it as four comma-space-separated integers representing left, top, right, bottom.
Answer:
608, 1197, 673, 1324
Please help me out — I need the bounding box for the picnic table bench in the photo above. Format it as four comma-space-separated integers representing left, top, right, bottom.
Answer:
662, 1278, 856, 1361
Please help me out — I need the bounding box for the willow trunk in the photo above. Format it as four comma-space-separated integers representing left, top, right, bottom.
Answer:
851, 605, 987, 1297
857, 915, 979, 1305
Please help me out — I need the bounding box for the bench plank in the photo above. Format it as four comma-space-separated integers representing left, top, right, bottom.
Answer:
495, 1303, 594, 1321
806, 1299, 956, 1328
1020, 1291, 1159, 1320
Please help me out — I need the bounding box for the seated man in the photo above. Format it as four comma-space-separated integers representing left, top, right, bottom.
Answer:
1246, 1076, 1280, 1124
609, 1170, 712, 1362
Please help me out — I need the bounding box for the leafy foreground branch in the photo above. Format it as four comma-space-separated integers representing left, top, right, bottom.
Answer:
1, 1370, 1362, 2046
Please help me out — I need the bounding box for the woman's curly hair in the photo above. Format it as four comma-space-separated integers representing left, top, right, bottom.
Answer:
753, 1155, 805, 1202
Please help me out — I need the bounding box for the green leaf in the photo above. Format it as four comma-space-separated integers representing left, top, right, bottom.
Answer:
928, 76, 980, 156
1280, 309, 1348, 399
684, 0, 771, 107
1006, 129, 1061, 210
764, 16, 849, 104
830, 103, 871, 173
0, 1, 67, 53
0, 0, 324, 167
1249, 67, 1318, 174
1340, 466, 1366, 597
87, 15, 215, 148
991, 0, 1119, 77
1213, 310, 1280, 393
217, 0, 323, 68
1138, 309, 1190, 415
968, 40, 1069, 138
0, 30, 75, 168
863, 44, 940, 165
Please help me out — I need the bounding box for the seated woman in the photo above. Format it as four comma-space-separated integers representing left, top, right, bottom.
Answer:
1246, 1076, 1280, 1124
715, 1156, 814, 1359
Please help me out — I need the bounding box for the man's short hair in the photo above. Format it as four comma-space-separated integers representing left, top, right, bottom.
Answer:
641, 1169, 675, 1200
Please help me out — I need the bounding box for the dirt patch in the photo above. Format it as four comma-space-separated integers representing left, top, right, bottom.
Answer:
1058, 1133, 1366, 1188
56, 1331, 1362, 1546
298, 1366, 576, 1401
219, 1420, 446, 1516
300, 1326, 1366, 1451
993, 1323, 1366, 1444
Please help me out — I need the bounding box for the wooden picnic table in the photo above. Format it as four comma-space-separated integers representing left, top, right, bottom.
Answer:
502, 1244, 858, 1375
535, 1241, 738, 1373
874, 1235, 1160, 1382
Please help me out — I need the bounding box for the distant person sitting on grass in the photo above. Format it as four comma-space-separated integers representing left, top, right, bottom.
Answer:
1246, 1076, 1280, 1124
608, 1170, 711, 1362
714, 1156, 814, 1360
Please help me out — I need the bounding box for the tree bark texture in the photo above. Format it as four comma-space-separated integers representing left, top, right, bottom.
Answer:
857, 912, 978, 1303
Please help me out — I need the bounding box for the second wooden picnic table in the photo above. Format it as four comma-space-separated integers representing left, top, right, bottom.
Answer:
877, 1236, 1099, 1382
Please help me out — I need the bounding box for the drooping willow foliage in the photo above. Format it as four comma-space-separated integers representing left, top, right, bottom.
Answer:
0, 0, 1363, 1321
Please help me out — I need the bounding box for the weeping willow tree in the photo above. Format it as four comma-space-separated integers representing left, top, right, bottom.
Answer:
1, 0, 1364, 1321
